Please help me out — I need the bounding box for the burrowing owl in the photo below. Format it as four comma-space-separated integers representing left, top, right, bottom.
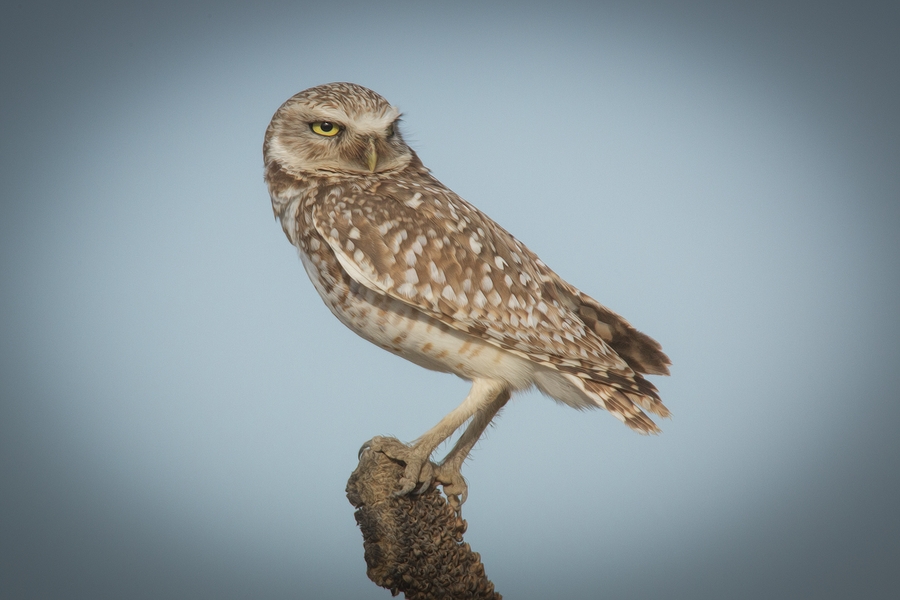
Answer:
264, 82, 670, 505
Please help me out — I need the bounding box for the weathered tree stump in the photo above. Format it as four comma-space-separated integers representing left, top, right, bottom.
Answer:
346, 437, 502, 599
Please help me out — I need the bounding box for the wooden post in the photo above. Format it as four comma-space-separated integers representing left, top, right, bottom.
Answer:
347, 438, 502, 599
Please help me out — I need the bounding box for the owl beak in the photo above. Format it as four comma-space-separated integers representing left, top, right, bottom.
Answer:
365, 138, 378, 172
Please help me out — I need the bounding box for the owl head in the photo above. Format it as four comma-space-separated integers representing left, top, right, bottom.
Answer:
264, 82, 413, 176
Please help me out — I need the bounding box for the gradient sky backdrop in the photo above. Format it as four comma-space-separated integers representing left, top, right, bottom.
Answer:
2, 1, 898, 599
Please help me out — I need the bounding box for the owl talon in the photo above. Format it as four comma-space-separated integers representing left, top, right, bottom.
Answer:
397, 459, 435, 496
434, 463, 468, 508
357, 440, 373, 459
366, 436, 437, 496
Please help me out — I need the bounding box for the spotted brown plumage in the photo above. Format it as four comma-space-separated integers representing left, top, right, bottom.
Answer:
264, 82, 671, 506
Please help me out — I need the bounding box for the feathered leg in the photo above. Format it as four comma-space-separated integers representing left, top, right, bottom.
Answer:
434, 387, 511, 507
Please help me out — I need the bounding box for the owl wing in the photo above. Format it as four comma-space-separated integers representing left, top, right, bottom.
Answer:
311, 179, 662, 399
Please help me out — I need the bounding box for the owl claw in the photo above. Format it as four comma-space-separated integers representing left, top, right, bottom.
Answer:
366, 436, 436, 496
357, 440, 373, 459
434, 463, 468, 509
364, 436, 470, 507
398, 459, 435, 496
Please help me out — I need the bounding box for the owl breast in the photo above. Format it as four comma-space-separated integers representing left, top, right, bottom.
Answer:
297, 230, 538, 389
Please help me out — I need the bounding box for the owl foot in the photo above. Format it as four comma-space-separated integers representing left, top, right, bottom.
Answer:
433, 462, 468, 509
362, 437, 470, 508
365, 436, 437, 496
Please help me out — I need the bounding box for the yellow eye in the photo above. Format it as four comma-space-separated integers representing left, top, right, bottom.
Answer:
310, 121, 341, 136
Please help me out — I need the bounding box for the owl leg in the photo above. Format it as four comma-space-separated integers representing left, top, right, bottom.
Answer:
434, 388, 511, 508
368, 378, 508, 497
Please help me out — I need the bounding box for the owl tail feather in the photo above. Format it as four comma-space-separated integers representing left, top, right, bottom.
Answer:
565, 373, 669, 434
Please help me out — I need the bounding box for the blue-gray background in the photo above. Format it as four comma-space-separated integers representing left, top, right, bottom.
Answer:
2, 1, 898, 598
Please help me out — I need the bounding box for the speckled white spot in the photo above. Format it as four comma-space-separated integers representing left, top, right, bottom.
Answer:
404, 192, 423, 208
429, 261, 446, 284
473, 290, 487, 308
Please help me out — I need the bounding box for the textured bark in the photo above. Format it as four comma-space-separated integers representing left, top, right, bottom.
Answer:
346, 438, 502, 599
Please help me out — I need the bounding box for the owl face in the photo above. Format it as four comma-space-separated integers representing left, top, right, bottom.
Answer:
264, 82, 413, 176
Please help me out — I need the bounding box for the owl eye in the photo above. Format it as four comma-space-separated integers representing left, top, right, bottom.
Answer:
310, 121, 341, 137
386, 124, 395, 138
